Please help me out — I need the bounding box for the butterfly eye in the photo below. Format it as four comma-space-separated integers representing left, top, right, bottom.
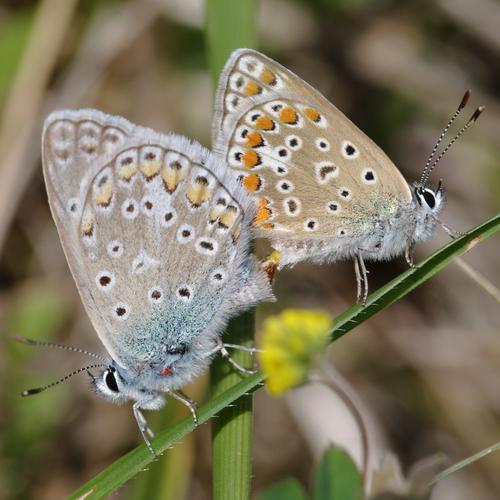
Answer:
104, 369, 119, 392
167, 345, 187, 356
422, 189, 436, 209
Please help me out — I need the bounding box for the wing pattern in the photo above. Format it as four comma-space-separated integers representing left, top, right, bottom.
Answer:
213, 49, 413, 265
43, 110, 272, 371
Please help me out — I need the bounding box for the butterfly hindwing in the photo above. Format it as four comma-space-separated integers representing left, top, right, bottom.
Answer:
213, 49, 413, 265
43, 110, 272, 371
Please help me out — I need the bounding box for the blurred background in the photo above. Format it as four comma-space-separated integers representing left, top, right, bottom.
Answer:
0, 0, 498, 498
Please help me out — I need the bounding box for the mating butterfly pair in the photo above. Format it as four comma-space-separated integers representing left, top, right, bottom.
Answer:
22, 49, 481, 453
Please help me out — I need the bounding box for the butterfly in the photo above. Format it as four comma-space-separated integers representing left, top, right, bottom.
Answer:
23, 109, 274, 453
212, 48, 484, 302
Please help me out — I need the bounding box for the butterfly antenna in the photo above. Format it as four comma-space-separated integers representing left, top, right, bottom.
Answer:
422, 104, 485, 186
20, 363, 107, 396
12, 335, 106, 361
420, 89, 471, 186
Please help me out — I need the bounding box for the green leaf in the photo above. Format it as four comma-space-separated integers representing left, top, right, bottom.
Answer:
258, 478, 308, 500
313, 447, 362, 500
68, 214, 499, 498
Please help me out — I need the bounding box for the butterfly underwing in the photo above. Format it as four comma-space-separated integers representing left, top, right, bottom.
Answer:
41, 109, 274, 452
212, 48, 468, 302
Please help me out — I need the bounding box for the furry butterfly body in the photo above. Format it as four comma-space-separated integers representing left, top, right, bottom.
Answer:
212, 49, 451, 300
41, 109, 273, 451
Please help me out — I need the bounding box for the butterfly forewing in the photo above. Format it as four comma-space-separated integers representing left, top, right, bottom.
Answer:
43, 110, 269, 371
213, 49, 412, 264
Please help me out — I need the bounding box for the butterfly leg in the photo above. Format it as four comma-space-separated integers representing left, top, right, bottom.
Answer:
175, 389, 198, 410
133, 402, 156, 455
405, 243, 416, 268
261, 250, 281, 284
168, 389, 198, 425
218, 338, 257, 375
223, 343, 263, 354
354, 251, 369, 304
441, 221, 464, 239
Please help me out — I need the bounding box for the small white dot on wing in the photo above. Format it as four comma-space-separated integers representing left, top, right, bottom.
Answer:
238, 56, 263, 76
51, 121, 75, 148
338, 188, 352, 201
283, 196, 301, 217
315, 138, 330, 152
225, 93, 241, 112
210, 268, 227, 286
113, 303, 130, 321
132, 250, 160, 274
341, 140, 359, 159
264, 100, 285, 116
229, 72, 247, 91
66, 197, 80, 217
141, 196, 154, 216
228, 146, 245, 167
325, 201, 341, 214
161, 208, 177, 228
276, 180, 294, 194
140, 146, 163, 165
121, 198, 139, 219
148, 286, 164, 305
361, 168, 377, 184
96, 271, 115, 292
234, 125, 250, 144
315, 161, 339, 184
177, 224, 195, 244
286, 135, 302, 150
107, 240, 124, 258
195, 237, 218, 256
304, 219, 318, 232
176, 285, 193, 302
274, 146, 291, 161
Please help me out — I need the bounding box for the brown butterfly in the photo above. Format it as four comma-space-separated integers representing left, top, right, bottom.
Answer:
212, 48, 484, 302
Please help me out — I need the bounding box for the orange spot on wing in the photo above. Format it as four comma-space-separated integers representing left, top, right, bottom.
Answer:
243, 173, 261, 191
304, 107, 321, 122
94, 184, 113, 207
246, 131, 264, 148
260, 68, 277, 86
280, 107, 298, 124
255, 199, 272, 223
254, 116, 275, 131
244, 81, 262, 96
242, 150, 261, 169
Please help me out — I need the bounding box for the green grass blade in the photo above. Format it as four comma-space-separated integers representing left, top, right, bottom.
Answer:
205, 0, 256, 86
426, 440, 500, 489
68, 372, 264, 500
210, 311, 256, 500
206, 1, 257, 499
68, 214, 499, 498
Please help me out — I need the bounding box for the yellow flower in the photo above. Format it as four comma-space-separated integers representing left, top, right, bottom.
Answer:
259, 309, 333, 396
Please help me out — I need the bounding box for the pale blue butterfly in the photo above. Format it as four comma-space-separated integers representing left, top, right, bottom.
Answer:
20, 109, 274, 454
